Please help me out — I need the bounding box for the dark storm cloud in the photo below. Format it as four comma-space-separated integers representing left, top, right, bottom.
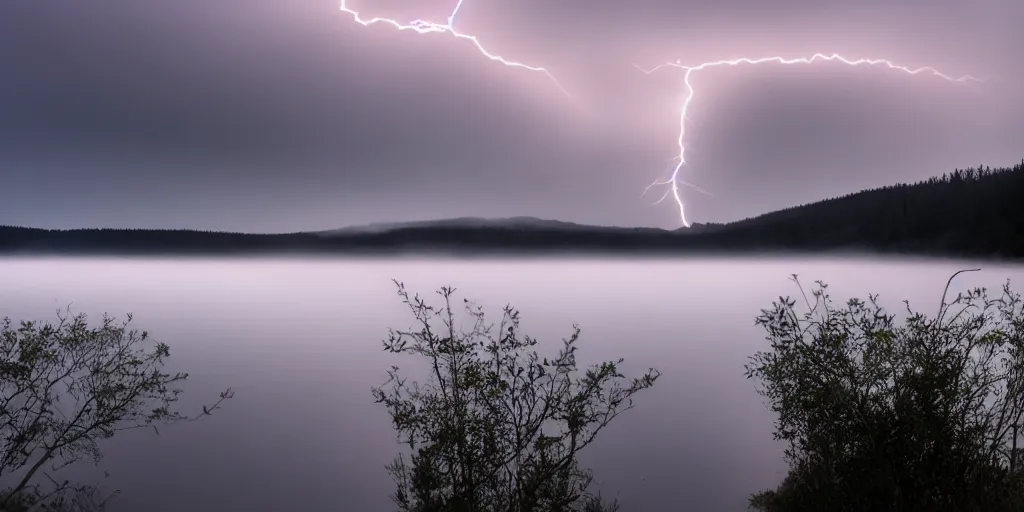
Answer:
1, 0, 1021, 231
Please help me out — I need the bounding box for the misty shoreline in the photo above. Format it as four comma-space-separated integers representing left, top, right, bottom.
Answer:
0, 236, 1018, 265
5, 160, 1021, 262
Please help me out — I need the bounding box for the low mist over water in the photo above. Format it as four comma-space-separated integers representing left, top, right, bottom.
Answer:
1, 256, 1021, 511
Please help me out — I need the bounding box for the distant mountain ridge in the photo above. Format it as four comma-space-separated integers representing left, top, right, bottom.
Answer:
315, 216, 677, 238
2, 160, 1022, 259
316, 216, 635, 235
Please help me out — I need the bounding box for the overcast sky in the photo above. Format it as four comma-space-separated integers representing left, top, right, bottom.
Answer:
1, 0, 1021, 232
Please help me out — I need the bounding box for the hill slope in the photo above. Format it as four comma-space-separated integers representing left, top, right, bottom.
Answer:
702, 160, 1024, 256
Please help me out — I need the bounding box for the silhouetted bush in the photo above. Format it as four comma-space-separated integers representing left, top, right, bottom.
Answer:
0, 311, 232, 511
746, 271, 1024, 511
374, 282, 659, 512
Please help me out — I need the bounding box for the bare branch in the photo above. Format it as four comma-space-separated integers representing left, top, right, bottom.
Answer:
374, 282, 658, 511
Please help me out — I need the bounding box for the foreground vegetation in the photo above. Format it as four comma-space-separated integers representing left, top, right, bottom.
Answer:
377, 272, 1024, 511
373, 282, 659, 511
745, 271, 1024, 511
4, 267, 1024, 510
0, 312, 232, 511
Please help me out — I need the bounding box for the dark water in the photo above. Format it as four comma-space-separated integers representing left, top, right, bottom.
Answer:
1, 256, 1020, 511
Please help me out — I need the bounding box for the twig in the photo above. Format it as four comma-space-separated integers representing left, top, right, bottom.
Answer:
938, 269, 982, 321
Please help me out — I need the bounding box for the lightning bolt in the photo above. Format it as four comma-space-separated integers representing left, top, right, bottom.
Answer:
339, 0, 571, 99
637, 54, 984, 227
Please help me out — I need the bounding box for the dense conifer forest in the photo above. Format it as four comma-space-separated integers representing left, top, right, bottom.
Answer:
701, 160, 1024, 256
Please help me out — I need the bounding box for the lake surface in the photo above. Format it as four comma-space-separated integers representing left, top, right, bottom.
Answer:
1, 256, 1022, 511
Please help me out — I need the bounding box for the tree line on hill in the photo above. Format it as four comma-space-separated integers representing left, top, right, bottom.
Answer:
705, 160, 1024, 258
0, 160, 1022, 259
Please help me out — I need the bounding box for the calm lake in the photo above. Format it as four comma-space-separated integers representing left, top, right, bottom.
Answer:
1, 256, 1022, 511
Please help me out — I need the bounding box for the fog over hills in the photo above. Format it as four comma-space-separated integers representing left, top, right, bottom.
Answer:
1, 161, 1021, 260
317, 216, 668, 235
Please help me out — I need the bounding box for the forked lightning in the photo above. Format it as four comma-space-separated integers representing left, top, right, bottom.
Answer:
638, 54, 983, 227
339, 0, 570, 98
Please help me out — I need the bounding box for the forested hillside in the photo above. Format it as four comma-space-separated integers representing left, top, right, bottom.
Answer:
702, 160, 1024, 257
1, 161, 1022, 258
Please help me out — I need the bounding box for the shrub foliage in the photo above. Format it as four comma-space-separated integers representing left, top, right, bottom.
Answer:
747, 271, 1024, 511
0, 310, 232, 511
374, 282, 659, 512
